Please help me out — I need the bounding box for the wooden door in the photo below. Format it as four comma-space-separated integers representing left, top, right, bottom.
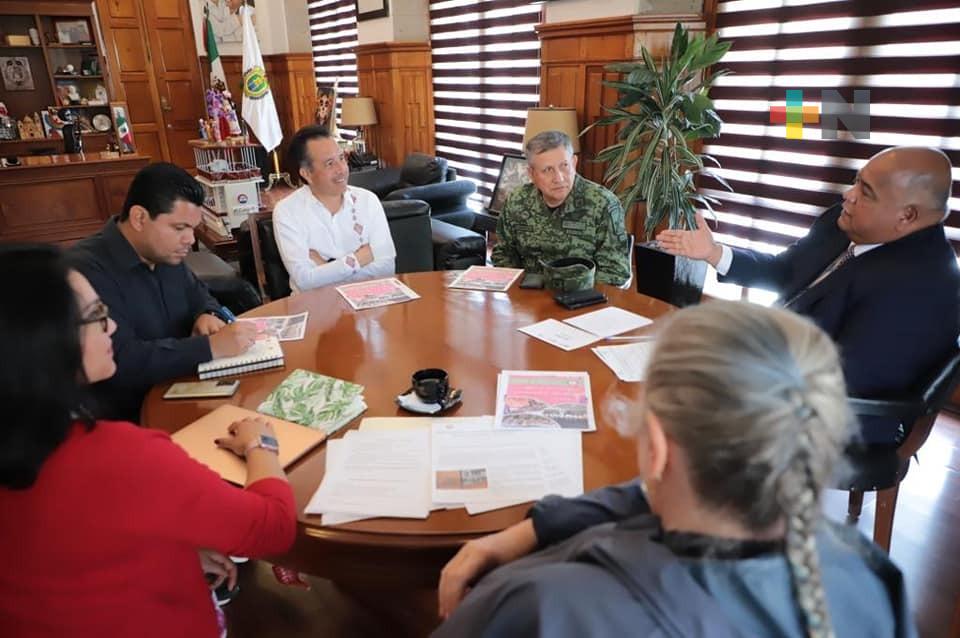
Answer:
139, 0, 205, 168
97, 0, 167, 162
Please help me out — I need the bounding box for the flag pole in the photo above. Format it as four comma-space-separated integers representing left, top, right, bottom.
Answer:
265, 149, 293, 191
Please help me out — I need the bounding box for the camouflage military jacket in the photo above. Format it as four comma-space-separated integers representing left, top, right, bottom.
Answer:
490, 175, 630, 285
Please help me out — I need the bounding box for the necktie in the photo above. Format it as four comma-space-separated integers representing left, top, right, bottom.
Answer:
783, 244, 856, 308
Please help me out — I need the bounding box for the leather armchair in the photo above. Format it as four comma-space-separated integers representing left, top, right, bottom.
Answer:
840, 347, 960, 552
348, 153, 478, 230
236, 199, 436, 300
184, 250, 262, 313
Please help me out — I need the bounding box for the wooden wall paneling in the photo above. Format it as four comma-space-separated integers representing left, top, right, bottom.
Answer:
537, 14, 705, 236
356, 42, 435, 169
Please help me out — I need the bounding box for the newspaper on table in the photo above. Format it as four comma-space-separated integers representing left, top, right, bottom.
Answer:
591, 340, 656, 383
447, 266, 524, 292
518, 318, 600, 351
238, 311, 309, 341
495, 371, 596, 431
336, 277, 420, 310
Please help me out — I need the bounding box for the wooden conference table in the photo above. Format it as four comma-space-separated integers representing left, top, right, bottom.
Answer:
142, 271, 674, 590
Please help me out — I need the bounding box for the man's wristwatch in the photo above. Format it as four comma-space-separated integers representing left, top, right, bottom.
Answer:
244, 434, 280, 457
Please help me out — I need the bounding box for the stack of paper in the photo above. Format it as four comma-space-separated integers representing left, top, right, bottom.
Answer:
592, 341, 657, 382
307, 428, 432, 521
495, 370, 596, 431
518, 306, 652, 351
258, 368, 366, 437
305, 416, 584, 524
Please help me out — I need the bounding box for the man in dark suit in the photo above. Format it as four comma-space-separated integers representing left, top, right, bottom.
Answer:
656, 147, 959, 445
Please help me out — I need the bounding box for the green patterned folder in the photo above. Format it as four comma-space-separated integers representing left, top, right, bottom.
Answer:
258, 369, 367, 437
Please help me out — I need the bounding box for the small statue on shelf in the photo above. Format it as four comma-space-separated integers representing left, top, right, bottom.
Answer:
17, 113, 44, 139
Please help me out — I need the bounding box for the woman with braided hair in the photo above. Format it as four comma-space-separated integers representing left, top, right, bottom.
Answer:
435, 300, 914, 638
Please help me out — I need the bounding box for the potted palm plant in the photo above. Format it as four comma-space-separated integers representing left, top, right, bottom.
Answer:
587, 23, 731, 307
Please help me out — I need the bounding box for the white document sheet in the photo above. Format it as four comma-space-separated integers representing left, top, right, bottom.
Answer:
563, 306, 653, 338
518, 319, 601, 351
431, 418, 583, 508
305, 429, 431, 519
592, 341, 657, 382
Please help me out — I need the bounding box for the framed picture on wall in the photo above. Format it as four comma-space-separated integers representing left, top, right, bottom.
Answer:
110, 102, 136, 155
54, 19, 92, 44
488, 154, 531, 215
0, 57, 35, 91
356, 0, 388, 21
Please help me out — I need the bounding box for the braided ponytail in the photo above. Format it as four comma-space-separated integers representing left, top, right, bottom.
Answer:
643, 300, 853, 638
779, 440, 835, 638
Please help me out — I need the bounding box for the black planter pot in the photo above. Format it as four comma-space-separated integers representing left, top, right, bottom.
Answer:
634, 239, 706, 308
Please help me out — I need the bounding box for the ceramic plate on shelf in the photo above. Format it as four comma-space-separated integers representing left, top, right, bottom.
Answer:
92, 113, 112, 132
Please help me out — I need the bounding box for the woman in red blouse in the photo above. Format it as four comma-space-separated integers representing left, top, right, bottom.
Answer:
0, 244, 298, 638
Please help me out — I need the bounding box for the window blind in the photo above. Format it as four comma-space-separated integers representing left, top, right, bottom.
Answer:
308, 0, 358, 139
429, 0, 543, 206
705, 0, 960, 258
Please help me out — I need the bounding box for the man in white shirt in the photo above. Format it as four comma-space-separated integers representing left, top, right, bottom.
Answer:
274, 125, 397, 293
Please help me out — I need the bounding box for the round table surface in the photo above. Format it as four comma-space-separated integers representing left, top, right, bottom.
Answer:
142, 271, 675, 586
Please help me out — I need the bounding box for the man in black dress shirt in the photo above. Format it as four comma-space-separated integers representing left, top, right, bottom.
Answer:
69, 162, 257, 422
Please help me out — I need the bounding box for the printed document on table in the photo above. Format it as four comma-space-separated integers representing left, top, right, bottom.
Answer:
336, 277, 420, 310
563, 306, 652, 338
592, 341, 657, 382
431, 418, 583, 507
305, 428, 431, 519
238, 311, 309, 341
495, 370, 596, 431
518, 319, 601, 351
447, 266, 524, 292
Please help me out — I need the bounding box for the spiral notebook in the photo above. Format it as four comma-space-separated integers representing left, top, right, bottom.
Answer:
198, 337, 285, 380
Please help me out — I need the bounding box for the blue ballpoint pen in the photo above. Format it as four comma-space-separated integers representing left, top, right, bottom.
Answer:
217, 306, 237, 324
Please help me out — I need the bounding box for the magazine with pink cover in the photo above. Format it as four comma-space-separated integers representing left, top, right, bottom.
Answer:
448, 266, 524, 292
336, 277, 420, 310
494, 370, 595, 431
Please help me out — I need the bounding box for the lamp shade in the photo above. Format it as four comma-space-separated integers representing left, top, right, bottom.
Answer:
340, 96, 378, 127
523, 107, 580, 153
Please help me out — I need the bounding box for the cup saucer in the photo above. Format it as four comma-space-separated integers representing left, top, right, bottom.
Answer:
395, 388, 462, 414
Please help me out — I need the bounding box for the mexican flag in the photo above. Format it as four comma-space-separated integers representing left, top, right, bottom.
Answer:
204, 6, 226, 88
240, 4, 282, 152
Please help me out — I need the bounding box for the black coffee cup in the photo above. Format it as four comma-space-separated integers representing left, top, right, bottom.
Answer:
412, 368, 449, 404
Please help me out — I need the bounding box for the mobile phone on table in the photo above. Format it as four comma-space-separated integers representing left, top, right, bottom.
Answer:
554, 289, 607, 310
163, 379, 240, 400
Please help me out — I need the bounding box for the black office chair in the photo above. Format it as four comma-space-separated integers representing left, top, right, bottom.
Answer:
841, 348, 960, 552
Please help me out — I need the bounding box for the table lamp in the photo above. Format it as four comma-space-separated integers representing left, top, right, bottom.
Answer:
523, 107, 581, 153
340, 96, 378, 155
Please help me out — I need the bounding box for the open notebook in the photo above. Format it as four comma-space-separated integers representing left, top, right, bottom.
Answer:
198, 336, 284, 380
172, 404, 326, 484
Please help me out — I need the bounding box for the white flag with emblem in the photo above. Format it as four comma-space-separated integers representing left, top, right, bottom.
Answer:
240, 5, 282, 152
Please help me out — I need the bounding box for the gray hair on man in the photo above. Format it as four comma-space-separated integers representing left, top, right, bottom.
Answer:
524, 130, 574, 165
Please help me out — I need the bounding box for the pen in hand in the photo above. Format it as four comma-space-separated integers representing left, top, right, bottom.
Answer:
216, 307, 237, 324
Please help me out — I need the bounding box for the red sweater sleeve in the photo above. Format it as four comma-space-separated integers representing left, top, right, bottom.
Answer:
100, 422, 297, 557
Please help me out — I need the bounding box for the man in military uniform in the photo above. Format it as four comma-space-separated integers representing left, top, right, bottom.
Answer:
491, 130, 630, 285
